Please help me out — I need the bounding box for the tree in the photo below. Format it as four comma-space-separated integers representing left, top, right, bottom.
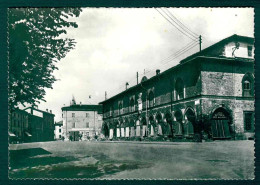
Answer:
8, 8, 82, 109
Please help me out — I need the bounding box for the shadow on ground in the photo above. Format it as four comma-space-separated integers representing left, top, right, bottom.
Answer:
9, 148, 153, 179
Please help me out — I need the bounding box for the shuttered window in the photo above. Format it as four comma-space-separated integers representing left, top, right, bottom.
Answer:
244, 112, 254, 132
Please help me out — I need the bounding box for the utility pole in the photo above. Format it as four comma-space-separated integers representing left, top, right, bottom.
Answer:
199, 35, 202, 52
137, 72, 139, 85
94, 111, 96, 137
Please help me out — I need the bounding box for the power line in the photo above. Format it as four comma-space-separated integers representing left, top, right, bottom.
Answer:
111, 8, 202, 96
111, 40, 199, 97
160, 8, 198, 40
163, 8, 199, 38
158, 39, 198, 64
142, 40, 199, 75
159, 41, 199, 66
155, 8, 197, 41
148, 42, 198, 75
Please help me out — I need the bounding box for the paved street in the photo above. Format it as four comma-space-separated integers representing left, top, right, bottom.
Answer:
9, 140, 254, 179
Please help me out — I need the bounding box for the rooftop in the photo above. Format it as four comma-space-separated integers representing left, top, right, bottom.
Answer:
24, 107, 55, 116
99, 34, 254, 104
180, 34, 254, 64
55, 121, 63, 126
61, 104, 103, 114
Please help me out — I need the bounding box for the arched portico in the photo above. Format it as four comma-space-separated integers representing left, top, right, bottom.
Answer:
124, 118, 130, 138
173, 110, 183, 137
156, 113, 163, 136
164, 112, 173, 137
141, 116, 148, 137
129, 118, 135, 137
102, 122, 109, 138
184, 108, 195, 138
149, 115, 156, 136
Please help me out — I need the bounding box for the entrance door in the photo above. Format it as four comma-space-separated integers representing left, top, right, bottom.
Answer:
211, 108, 231, 139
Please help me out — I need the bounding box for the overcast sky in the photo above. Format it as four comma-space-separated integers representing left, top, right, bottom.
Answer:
36, 8, 254, 121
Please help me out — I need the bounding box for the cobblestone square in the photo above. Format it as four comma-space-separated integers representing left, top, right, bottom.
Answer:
9, 140, 254, 179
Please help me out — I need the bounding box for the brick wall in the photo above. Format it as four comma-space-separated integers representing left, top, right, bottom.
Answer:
201, 98, 254, 136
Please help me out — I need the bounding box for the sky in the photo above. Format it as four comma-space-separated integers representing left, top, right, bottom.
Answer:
35, 8, 254, 121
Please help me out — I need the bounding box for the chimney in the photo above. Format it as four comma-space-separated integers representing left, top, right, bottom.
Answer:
80, 102, 82, 106
50, 110, 52, 114
46, 109, 48, 112
156, 69, 160, 75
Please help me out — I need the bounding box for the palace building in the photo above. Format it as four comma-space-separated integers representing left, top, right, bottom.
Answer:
99, 34, 255, 141
62, 97, 103, 141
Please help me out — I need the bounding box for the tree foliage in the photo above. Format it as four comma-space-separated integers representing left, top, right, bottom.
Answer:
8, 8, 82, 108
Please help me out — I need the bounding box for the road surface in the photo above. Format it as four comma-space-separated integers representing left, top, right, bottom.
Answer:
9, 140, 254, 179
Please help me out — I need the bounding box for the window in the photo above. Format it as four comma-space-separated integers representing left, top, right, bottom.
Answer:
242, 74, 254, 97
62, 114, 63, 118
175, 78, 184, 100
244, 111, 254, 132
148, 91, 155, 108
72, 113, 75, 117
59, 135, 61, 138
86, 113, 89, 117
119, 102, 123, 115
72, 122, 75, 128
86, 122, 89, 128
244, 80, 250, 90
59, 129, 61, 133
109, 107, 113, 116
248, 46, 253, 57
130, 98, 135, 112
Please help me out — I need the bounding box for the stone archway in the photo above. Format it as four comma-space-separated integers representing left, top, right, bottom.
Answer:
129, 118, 135, 138
108, 121, 115, 140
124, 118, 130, 138
173, 110, 183, 137
149, 115, 156, 136
103, 122, 109, 138
115, 120, 120, 138
141, 116, 148, 137
156, 113, 163, 136
164, 112, 173, 137
210, 107, 232, 139
184, 108, 195, 138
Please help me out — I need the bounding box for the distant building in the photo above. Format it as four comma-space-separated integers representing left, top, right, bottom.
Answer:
62, 97, 103, 141
9, 107, 55, 143
99, 34, 254, 141
24, 107, 55, 142
9, 108, 30, 143
54, 121, 63, 140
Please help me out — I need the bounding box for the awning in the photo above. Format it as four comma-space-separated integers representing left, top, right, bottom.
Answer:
25, 132, 32, 137
8, 131, 16, 137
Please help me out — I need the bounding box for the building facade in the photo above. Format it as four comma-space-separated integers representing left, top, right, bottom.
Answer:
9, 107, 55, 143
9, 108, 30, 143
62, 99, 103, 141
24, 107, 55, 142
99, 34, 254, 141
54, 121, 63, 140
